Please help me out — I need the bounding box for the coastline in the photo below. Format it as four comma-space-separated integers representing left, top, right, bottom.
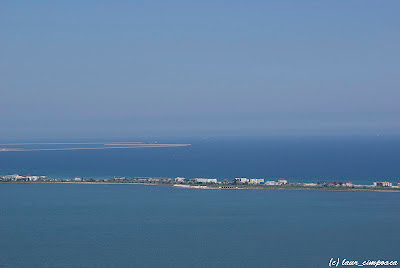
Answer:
1, 181, 400, 192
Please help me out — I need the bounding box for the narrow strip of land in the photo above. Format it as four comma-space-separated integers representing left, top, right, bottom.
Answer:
0, 143, 191, 151
1, 178, 399, 192
0, 142, 142, 146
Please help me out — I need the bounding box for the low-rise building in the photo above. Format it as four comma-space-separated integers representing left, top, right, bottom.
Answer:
384, 181, 393, 187
3, 174, 23, 180
22, 175, 31, 181
345, 182, 353, 187
113, 176, 126, 181
133, 177, 150, 182
74, 176, 82, 182
249, 178, 264, 184
195, 178, 218, 184
175, 177, 185, 182
278, 178, 288, 184
158, 178, 171, 183
29, 176, 40, 181
373, 181, 392, 187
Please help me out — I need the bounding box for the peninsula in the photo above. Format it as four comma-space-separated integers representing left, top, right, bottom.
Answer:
0, 142, 190, 152
1, 174, 400, 192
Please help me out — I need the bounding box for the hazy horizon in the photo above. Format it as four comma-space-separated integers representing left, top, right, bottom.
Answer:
2, 1, 399, 139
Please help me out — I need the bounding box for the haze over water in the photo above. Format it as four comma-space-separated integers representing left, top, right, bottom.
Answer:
2, 1, 400, 139
2, 1, 400, 267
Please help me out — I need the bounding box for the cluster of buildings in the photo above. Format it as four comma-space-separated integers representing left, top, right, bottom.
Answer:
110, 177, 172, 183
0, 174, 47, 182
373, 181, 393, 187
63, 177, 175, 183
175, 177, 218, 184
233, 178, 288, 185
315, 180, 398, 188
94, 177, 219, 184
316, 181, 354, 187
1, 174, 399, 189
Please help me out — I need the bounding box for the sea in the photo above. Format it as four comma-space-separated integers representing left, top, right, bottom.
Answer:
1, 136, 400, 184
1, 136, 400, 267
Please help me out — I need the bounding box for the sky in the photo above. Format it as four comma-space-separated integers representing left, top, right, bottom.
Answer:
1, 1, 399, 139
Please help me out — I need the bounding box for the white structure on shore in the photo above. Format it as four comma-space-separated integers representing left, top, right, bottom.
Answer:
1, 174, 46, 181
3, 174, 23, 180
373, 181, 392, 187
175, 177, 185, 182
74, 177, 82, 182
28, 176, 40, 181
263, 179, 288, 185
195, 178, 217, 183
278, 178, 288, 184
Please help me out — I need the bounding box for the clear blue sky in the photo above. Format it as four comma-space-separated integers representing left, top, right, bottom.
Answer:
1, 1, 399, 139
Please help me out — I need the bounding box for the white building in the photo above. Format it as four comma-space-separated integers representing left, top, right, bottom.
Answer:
383, 181, 392, 187
4, 174, 23, 180
175, 177, 186, 182
235, 178, 249, 183
74, 177, 82, 182
29, 176, 40, 181
113, 177, 126, 181
195, 178, 218, 184
278, 178, 288, 184
373, 181, 392, 187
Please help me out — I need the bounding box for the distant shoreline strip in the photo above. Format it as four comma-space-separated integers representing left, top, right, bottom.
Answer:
0, 142, 142, 146
0, 144, 191, 152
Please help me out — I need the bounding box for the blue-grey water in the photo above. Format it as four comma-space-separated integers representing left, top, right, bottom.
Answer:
1, 183, 399, 267
1, 136, 400, 184
1, 137, 400, 267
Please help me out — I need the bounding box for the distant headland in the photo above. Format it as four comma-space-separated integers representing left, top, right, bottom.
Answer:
0, 142, 190, 152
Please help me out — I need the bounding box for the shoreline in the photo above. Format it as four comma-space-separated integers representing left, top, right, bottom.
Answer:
1, 181, 400, 192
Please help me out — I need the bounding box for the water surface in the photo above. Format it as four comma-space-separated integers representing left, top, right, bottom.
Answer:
1, 136, 400, 184
1, 183, 399, 267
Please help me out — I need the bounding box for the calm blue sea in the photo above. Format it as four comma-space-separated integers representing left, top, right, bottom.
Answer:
1, 136, 400, 184
1, 137, 400, 267
1, 183, 399, 267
